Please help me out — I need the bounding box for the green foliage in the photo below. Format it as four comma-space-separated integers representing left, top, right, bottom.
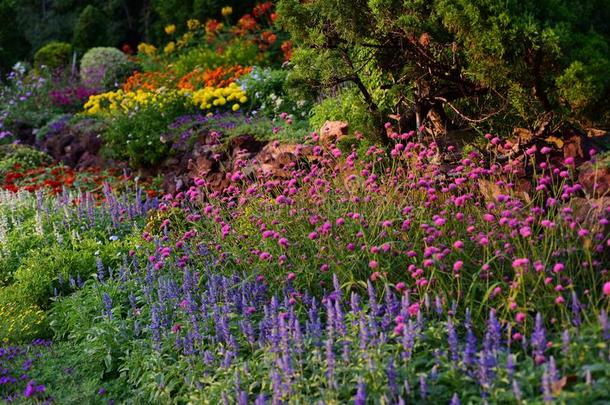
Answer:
0, 144, 52, 176
0, 286, 47, 343
72, 5, 110, 53
0, 0, 29, 72
278, 0, 610, 137
30, 341, 134, 404
239, 66, 312, 119
80, 47, 134, 90
0, 66, 59, 133
149, 0, 258, 41
102, 92, 195, 168
33, 41, 72, 70
309, 87, 377, 135
172, 40, 260, 77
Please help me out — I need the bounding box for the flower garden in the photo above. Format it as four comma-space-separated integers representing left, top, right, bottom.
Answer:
0, 1, 609, 403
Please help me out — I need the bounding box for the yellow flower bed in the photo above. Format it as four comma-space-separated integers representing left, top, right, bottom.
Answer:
83, 88, 190, 115
0, 298, 46, 343
189, 82, 247, 112
84, 83, 248, 115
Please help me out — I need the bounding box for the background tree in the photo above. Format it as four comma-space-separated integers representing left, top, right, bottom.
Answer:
277, 0, 610, 142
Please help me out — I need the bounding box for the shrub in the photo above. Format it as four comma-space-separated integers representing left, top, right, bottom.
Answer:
33, 42, 72, 70
72, 5, 109, 52
239, 66, 312, 118
93, 89, 196, 168
80, 47, 134, 90
309, 87, 377, 135
172, 40, 260, 77
278, 0, 610, 138
0, 144, 53, 176
0, 287, 47, 343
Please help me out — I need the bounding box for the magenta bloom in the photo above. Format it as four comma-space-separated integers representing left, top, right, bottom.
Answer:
603, 281, 610, 296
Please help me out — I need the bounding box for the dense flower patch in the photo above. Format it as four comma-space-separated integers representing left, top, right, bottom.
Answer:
1, 163, 150, 196
0, 339, 50, 402
0, 1, 608, 403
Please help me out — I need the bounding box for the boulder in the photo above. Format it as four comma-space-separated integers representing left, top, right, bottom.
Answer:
578, 160, 610, 197
319, 121, 348, 146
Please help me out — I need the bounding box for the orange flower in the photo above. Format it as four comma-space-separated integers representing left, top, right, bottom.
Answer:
253, 2, 273, 19
281, 40, 292, 61
178, 65, 252, 90
261, 31, 277, 45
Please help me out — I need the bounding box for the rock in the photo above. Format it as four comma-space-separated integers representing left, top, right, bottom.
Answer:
578, 160, 610, 197
478, 177, 531, 204
319, 121, 348, 146
571, 196, 610, 234
39, 118, 105, 169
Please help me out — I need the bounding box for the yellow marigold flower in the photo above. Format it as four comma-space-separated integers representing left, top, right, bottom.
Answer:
165, 24, 176, 35
187, 19, 201, 31
137, 43, 157, 56
239, 96, 247, 103
164, 41, 176, 54
232, 103, 240, 111
221, 6, 233, 17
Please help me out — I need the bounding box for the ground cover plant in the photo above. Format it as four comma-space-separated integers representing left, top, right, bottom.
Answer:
0, 1, 609, 404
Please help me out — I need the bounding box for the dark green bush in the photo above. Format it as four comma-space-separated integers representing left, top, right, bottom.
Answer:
33, 41, 72, 70
278, 0, 610, 139
309, 87, 377, 136
72, 5, 109, 53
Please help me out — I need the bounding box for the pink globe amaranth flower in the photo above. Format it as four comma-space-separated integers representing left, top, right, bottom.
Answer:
555, 296, 565, 305
578, 229, 589, 237
259, 252, 272, 260
519, 226, 532, 238
603, 281, 610, 296
171, 323, 182, 333
516, 312, 526, 323
369, 260, 379, 269
512, 332, 523, 341
382, 220, 392, 228
336, 217, 345, 226
287, 272, 296, 281
396, 282, 406, 292
278, 237, 289, 248
553, 263, 565, 273
407, 303, 420, 317
320, 264, 329, 272
564, 157, 575, 166
540, 146, 552, 154
453, 260, 463, 272
308, 231, 319, 240
512, 258, 529, 270
453, 240, 464, 250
